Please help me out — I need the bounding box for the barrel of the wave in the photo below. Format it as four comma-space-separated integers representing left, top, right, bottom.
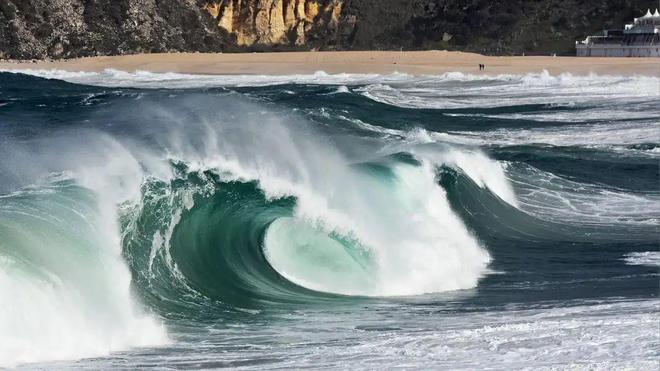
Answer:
261, 159, 493, 297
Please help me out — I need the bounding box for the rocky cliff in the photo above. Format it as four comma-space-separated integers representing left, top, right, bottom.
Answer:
0, 0, 654, 59
202, 1, 349, 48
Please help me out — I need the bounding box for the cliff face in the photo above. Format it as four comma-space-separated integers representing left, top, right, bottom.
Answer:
0, 0, 655, 59
0, 0, 227, 59
203, 0, 349, 48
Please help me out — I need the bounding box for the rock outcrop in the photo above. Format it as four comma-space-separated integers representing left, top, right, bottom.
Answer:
0, 0, 227, 59
0, 0, 655, 59
203, 0, 345, 47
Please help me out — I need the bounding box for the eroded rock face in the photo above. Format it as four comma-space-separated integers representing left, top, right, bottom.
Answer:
202, 0, 346, 48
0, 0, 227, 59
0, 0, 654, 59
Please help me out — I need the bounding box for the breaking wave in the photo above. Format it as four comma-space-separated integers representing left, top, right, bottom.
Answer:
0, 90, 516, 366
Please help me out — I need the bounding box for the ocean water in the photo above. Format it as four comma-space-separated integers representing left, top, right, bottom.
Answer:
0, 69, 658, 370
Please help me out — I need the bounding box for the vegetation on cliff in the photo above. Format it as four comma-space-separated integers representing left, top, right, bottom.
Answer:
0, 0, 654, 59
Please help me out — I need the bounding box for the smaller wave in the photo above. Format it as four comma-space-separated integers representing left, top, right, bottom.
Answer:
4, 68, 658, 94
446, 121, 660, 148
444, 107, 657, 123
344, 115, 660, 156
0, 69, 413, 89
623, 252, 660, 267
331, 85, 351, 94
507, 163, 660, 226
375, 130, 519, 207
355, 70, 660, 109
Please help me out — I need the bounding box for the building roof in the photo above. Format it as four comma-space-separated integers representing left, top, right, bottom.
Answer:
641, 8, 660, 18
579, 8, 660, 44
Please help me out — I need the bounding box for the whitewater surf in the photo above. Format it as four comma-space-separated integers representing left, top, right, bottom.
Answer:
0, 69, 658, 369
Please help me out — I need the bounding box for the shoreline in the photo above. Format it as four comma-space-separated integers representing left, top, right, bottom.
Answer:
0, 51, 659, 77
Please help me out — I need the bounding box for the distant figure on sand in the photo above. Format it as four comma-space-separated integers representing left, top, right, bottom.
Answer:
478, 64, 485, 71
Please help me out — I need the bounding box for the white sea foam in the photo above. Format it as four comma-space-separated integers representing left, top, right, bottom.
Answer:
340, 299, 660, 370
4, 68, 657, 94
6, 69, 657, 128
1, 68, 413, 88
19, 298, 660, 370
332, 85, 351, 94
446, 121, 660, 148
623, 251, 660, 267
356, 70, 660, 109
444, 107, 657, 123
343, 117, 660, 158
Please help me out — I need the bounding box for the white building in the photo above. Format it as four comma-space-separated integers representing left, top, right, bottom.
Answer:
576, 9, 660, 57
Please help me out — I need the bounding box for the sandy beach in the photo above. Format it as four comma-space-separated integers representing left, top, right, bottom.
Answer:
1, 51, 658, 77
